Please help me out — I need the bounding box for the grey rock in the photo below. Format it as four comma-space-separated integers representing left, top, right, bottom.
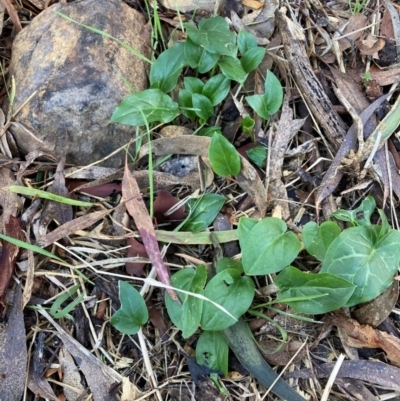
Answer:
4, 0, 150, 167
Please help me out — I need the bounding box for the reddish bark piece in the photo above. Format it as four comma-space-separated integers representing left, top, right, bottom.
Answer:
125, 237, 148, 276
122, 164, 178, 301
153, 190, 186, 225
326, 310, 400, 367
0, 216, 24, 306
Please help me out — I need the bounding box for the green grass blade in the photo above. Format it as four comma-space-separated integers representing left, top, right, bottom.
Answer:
7, 186, 93, 207
0, 233, 64, 262
53, 10, 153, 65
154, 230, 239, 244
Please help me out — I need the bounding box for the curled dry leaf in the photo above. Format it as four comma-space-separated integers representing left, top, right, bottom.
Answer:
337, 14, 368, 51
327, 310, 400, 367
355, 35, 385, 56
122, 162, 178, 301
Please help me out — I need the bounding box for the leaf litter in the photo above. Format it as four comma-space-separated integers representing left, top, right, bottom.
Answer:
2, 0, 400, 400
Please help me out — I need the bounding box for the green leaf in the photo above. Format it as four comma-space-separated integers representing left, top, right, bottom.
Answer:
246, 94, 269, 120
196, 331, 229, 376
238, 217, 258, 240
209, 133, 241, 176
202, 74, 231, 106
184, 17, 237, 57
218, 56, 248, 84
111, 89, 179, 126
165, 266, 207, 338
240, 47, 265, 73
275, 267, 356, 314
216, 257, 244, 274
264, 70, 283, 115
184, 37, 219, 73
321, 225, 400, 306
197, 126, 222, 137
110, 281, 148, 335
50, 284, 84, 319
240, 217, 301, 275
302, 221, 341, 261
192, 93, 214, 121
182, 194, 226, 232
330, 196, 376, 226
184, 77, 204, 94
178, 88, 197, 120
246, 146, 267, 168
241, 115, 255, 134
7, 186, 92, 207
201, 269, 254, 331
149, 42, 186, 93
237, 30, 258, 54
0, 233, 64, 262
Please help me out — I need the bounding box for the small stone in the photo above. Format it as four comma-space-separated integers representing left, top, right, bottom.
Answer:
4, 0, 151, 167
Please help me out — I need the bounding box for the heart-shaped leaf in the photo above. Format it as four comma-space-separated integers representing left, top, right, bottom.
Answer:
209, 133, 241, 176
184, 16, 237, 57
165, 265, 207, 338
240, 217, 301, 275
202, 74, 231, 106
111, 89, 179, 126
110, 281, 148, 335
149, 42, 187, 93
201, 269, 254, 331
275, 266, 356, 314
196, 331, 229, 376
321, 225, 400, 306
302, 221, 341, 261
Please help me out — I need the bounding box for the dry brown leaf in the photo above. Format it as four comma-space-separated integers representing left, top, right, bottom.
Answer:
337, 14, 368, 51
122, 162, 178, 301
328, 310, 400, 367
38, 309, 120, 401
22, 228, 35, 309
355, 35, 385, 55
59, 346, 85, 401
259, 339, 307, 366
0, 285, 27, 401
0, 167, 20, 231
38, 209, 111, 248
1, 0, 22, 31
352, 281, 399, 327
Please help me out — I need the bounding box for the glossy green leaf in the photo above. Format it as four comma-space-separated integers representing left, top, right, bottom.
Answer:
330, 196, 376, 226
111, 89, 179, 126
192, 93, 214, 121
184, 16, 237, 57
110, 281, 148, 335
149, 42, 186, 93
264, 70, 283, 115
202, 74, 231, 106
240, 47, 265, 73
184, 37, 219, 73
165, 265, 207, 338
182, 194, 226, 233
237, 29, 258, 54
275, 267, 356, 314
201, 269, 254, 331
238, 217, 258, 240
246, 146, 267, 168
184, 77, 204, 94
178, 88, 197, 120
196, 331, 229, 376
209, 133, 241, 176
302, 221, 341, 261
246, 94, 269, 119
240, 217, 301, 275
216, 257, 244, 274
218, 56, 248, 84
321, 225, 400, 306
197, 126, 222, 137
